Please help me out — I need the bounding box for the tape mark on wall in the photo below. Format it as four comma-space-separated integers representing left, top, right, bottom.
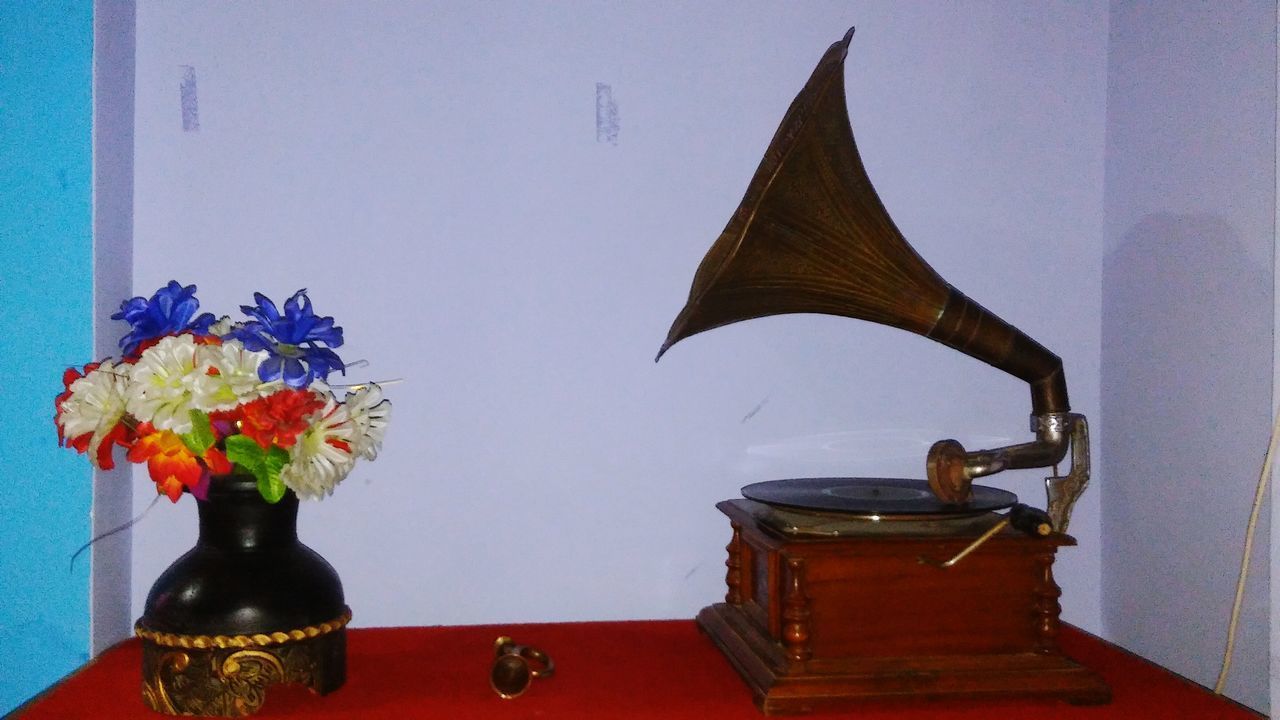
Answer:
595, 83, 618, 145
180, 66, 199, 132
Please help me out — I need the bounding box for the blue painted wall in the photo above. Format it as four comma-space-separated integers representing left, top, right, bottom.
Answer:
0, 0, 95, 713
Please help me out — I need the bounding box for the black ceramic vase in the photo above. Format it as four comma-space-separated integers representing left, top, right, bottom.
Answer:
136, 474, 350, 717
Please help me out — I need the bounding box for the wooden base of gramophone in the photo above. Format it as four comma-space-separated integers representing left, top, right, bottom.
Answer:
699, 500, 1109, 715
136, 611, 349, 717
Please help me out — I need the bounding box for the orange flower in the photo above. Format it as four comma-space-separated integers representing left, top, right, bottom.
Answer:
127, 424, 231, 502
239, 389, 324, 449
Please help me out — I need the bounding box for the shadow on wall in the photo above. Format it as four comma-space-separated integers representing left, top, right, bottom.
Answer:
1101, 212, 1271, 708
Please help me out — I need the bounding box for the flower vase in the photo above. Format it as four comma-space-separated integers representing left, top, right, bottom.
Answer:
135, 474, 350, 717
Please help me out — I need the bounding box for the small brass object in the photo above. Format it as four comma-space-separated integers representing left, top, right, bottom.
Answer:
490, 636, 555, 699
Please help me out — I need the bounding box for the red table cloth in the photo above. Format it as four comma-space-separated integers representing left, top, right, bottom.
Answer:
13, 620, 1263, 719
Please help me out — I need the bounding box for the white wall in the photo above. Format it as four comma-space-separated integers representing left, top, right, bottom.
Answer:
130, 1, 1108, 632
1101, 2, 1276, 713
91, 0, 135, 656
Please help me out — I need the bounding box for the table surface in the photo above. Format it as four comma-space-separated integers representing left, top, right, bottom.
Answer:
13, 620, 1264, 719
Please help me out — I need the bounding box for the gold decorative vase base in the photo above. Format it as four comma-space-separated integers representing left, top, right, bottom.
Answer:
137, 609, 351, 717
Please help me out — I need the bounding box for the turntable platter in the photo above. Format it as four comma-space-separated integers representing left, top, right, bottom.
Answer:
741, 477, 1016, 517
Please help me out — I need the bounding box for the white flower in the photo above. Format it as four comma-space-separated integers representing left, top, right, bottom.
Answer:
191, 339, 278, 412
57, 361, 130, 468
208, 315, 237, 337
125, 334, 202, 433
343, 383, 391, 460
279, 384, 355, 500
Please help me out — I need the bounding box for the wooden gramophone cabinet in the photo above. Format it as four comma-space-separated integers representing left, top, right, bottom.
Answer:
697, 500, 1110, 715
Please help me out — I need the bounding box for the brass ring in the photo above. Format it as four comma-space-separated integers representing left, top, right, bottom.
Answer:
490, 636, 555, 699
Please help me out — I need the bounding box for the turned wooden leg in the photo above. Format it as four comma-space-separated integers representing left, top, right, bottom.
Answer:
782, 557, 811, 664
725, 522, 743, 605
1033, 549, 1062, 654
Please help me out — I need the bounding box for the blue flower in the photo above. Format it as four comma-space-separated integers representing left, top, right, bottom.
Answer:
113, 281, 217, 357
229, 289, 345, 389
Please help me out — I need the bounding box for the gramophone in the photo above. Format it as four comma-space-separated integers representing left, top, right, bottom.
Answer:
658, 29, 1109, 713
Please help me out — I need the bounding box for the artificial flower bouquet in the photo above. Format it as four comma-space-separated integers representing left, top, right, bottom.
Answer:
54, 281, 390, 503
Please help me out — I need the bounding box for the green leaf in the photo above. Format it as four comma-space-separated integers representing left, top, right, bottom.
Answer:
225, 435, 265, 473
224, 436, 292, 503
257, 473, 287, 504
230, 462, 258, 477
258, 446, 292, 504
180, 409, 216, 455
266, 446, 291, 472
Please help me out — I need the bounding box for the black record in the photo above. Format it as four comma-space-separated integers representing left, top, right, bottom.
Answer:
741, 477, 1016, 516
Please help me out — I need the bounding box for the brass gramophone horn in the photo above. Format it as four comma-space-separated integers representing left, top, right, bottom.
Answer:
658, 28, 1086, 519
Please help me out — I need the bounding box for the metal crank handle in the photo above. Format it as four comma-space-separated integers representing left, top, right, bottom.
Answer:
1007, 503, 1053, 538
920, 504, 1053, 569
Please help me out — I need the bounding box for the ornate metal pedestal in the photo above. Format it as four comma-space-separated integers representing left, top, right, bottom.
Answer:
699, 500, 1110, 715
137, 610, 349, 716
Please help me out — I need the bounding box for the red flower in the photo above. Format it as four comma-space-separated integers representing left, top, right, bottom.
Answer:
126, 332, 223, 363
239, 389, 324, 450
208, 407, 244, 440
90, 423, 135, 470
